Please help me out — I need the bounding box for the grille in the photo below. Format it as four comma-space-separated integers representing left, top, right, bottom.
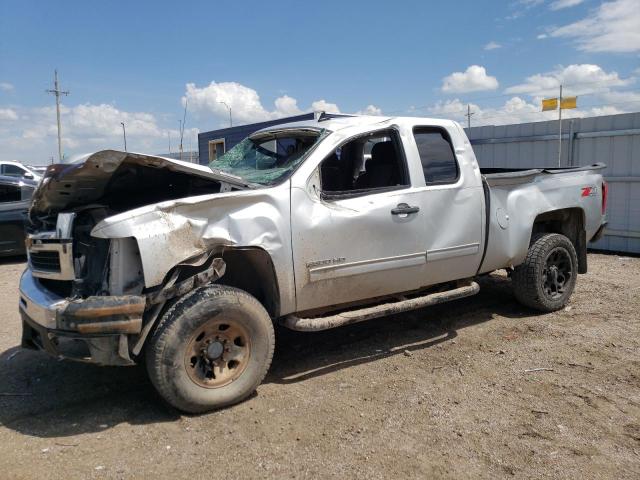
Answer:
29, 250, 61, 273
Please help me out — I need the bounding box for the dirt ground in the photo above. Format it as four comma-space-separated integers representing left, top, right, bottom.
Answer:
0, 253, 639, 479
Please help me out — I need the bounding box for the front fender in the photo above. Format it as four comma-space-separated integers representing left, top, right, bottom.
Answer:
90, 184, 297, 314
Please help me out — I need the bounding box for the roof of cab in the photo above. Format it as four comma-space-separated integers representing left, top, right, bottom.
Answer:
252, 114, 460, 135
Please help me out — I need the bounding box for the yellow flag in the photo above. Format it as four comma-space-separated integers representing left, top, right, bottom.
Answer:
561, 96, 577, 109
542, 98, 558, 111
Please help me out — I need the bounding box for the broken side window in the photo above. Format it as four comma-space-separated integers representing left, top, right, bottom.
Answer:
319, 129, 409, 197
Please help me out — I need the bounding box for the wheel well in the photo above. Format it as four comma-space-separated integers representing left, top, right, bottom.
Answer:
217, 247, 280, 318
531, 208, 587, 273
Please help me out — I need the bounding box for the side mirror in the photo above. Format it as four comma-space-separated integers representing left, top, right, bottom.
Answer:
24, 172, 34, 180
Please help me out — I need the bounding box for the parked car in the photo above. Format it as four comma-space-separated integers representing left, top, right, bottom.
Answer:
18, 114, 607, 412
0, 175, 37, 256
0, 161, 42, 182
26, 165, 48, 176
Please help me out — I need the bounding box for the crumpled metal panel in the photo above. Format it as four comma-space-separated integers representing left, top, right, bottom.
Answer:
91, 181, 296, 314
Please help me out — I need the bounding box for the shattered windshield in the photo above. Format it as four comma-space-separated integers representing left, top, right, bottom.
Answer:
209, 128, 327, 185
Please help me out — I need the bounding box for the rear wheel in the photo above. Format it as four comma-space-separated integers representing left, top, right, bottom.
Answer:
512, 233, 578, 312
145, 285, 275, 413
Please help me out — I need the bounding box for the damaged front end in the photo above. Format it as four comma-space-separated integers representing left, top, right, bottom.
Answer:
20, 150, 236, 365
20, 254, 225, 365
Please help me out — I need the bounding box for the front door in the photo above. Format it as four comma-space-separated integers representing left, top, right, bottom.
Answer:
290, 129, 428, 312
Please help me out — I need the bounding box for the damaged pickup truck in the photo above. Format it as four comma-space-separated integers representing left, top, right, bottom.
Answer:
19, 114, 607, 412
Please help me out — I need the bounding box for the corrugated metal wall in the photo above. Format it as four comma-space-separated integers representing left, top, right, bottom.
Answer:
466, 112, 640, 254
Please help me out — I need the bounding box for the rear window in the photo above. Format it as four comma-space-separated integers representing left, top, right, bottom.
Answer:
413, 128, 459, 184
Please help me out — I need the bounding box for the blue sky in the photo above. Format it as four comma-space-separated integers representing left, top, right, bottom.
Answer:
0, 0, 638, 163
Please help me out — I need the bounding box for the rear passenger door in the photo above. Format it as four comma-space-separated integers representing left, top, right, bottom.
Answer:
412, 126, 484, 284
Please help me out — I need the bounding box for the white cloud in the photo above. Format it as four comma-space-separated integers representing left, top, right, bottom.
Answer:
428, 62, 639, 127
429, 97, 546, 126
184, 81, 275, 124
442, 65, 499, 93
484, 41, 502, 50
550, 0, 584, 10
428, 98, 479, 120
273, 95, 303, 116
505, 64, 633, 97
505, 0, 545, 20
549, 0, 640, 53
0, 108, 18, 121
184, 81, 343, 125
427, 94, 632, 127
0, 82, 14, 92
0, 103, 194, 163
2, 80, 382, 163
537, 33, 548, 39
356, 104, 383, 116
310, 99, 340, 113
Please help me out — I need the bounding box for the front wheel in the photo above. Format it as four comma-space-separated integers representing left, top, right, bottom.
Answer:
512, 233, 578, 312
145, 285, 275, 413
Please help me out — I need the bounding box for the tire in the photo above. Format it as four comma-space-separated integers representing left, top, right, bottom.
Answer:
145, 285, 275, 413
512, 233, 578, 312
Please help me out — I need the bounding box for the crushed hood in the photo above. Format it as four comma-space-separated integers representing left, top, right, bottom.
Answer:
29, 150, 250, 217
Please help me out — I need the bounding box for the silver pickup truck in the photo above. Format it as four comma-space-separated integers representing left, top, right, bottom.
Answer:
19, 114, 607, 412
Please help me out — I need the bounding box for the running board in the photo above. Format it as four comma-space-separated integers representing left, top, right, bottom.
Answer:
281, 280, 480, 332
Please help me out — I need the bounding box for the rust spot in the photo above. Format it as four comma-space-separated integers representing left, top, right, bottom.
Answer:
76, 318, 142, 334
64, 296, 146, 318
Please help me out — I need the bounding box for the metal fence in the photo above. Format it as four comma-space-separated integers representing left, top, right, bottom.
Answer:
465, 112, 640, 254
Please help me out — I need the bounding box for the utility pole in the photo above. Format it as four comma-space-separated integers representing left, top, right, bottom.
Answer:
465, 104, 475, 129
218, 101, 232, 127
120, 122, 127, 151
179, 99, 187, 161
178, 120, 183, 161
46, 70, 69, 162
557, 84, 563, 167
168, 131, 171, 154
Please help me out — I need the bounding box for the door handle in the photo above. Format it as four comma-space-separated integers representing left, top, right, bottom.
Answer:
391, 203, 420, 215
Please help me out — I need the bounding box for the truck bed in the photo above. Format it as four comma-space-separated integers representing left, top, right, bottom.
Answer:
481, 163, 606, 186
478, 162, 606, 275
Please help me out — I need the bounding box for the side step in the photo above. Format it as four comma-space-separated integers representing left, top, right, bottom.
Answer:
281, 280, 480, 332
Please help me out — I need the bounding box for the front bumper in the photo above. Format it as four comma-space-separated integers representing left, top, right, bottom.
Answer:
18, 270, 146, 365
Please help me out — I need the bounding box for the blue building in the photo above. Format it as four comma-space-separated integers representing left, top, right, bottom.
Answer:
197, 113, 315, 165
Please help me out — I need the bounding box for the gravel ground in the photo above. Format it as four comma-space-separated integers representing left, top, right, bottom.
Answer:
0, 253, 639, 479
